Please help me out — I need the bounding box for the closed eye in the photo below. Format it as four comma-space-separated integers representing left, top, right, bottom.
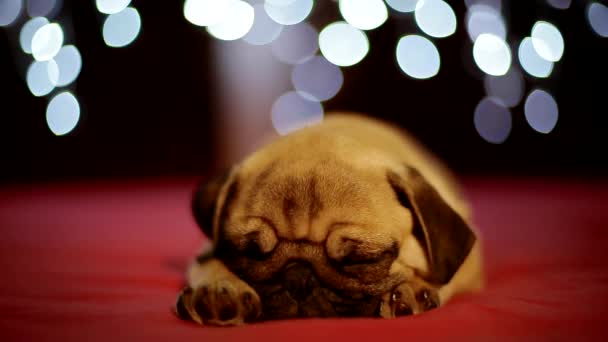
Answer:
333, 241, 399, 266
341, 252, 387, 265
240, 231, 272, 260
333, 242, 399, 283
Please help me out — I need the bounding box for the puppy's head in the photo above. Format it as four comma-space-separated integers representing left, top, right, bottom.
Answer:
192, 148, 475, 320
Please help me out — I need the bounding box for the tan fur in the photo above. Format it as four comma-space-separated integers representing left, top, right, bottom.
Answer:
178, 113, 483, 325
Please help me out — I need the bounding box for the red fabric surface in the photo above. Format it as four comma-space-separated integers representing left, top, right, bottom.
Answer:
1, 178, 607, 341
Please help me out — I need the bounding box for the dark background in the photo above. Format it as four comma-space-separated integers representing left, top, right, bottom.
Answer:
1, 0, 606, 184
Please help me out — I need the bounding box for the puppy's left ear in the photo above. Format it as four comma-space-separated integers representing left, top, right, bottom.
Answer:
192, 167, 239, 241
388, 167, 476, 285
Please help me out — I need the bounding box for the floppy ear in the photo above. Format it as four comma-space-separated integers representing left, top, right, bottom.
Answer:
191, 168, 236, 240
387, 166, 476, 285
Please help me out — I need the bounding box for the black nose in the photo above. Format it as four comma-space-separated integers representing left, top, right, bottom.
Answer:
283, 262, 318, 301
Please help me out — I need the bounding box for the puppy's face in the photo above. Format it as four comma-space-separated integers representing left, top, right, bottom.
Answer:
214, 158, 410, 319
193, 146, 476, 320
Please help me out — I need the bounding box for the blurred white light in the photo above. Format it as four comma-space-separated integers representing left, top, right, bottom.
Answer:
396, 35, 440, 79
54, 45, 82, 87
319, 22, 369, 67
264, 0, 313, 26
96, 0, 131, 15
266, 0, 297, 5
32, 23, 64, 61
48, 59, 59, 82
464, 0, 501, 9
474, 97, 512, 144
26, 60, 59, 97
271, 91, 324, 135
271, 23, 318, 64
518, 37, 553, 78
588, 3, 608, 38
473, 33, 511, 76
531, 21, 564, 62
46, 92, 80, 136
524, 89, 558, 134
483, 67, 524, 108
385, 0, 419, 13
103, 7, 141, 47
414, 0, 457, 38
466, 4, 506, 42
207, 0, 254, 41
20, 16, 48, 54
183, 0, 229, 27
0, 0, 22, 26
243, 4, 283, 45
291, 56, 344, 101
339, 0, 388, 31
546, 0, 570, 10
27, 0, 60, 17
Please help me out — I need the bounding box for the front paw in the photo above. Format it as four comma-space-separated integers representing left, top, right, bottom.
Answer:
379, 282, 439, 318
176, 279, 261, 326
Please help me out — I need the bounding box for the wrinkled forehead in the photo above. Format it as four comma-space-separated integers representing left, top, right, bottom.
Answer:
238, 158, 374, 216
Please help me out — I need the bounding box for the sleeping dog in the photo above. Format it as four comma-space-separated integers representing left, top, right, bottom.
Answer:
176, 113, 483, 325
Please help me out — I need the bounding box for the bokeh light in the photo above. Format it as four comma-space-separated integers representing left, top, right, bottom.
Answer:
27, 0, 61, 18
546, 0, 570, 10
531, 21, 564, 62
207, 0, 254, 41
266, 0, 297, 5
264, 0, 313, 26
414, 0, 457, 38
26, 59, 59, 97
96, 0, 131, 15
32, 23, 64, 61
271, 22, 318, 64
319, 21, 369, 67
54, 45, 82, 87
518, 37, 553, 78
385, 0, 419, 13
291, 56, 344, 101
20, 16, 49, 54
46, 91, 80, 136
339, 0, 388, 31
183, 0, 229, 27
243, 4, 283, 45
474, 97, 512, 144
588, 2, 608, 38
483, 67, 524, 108
102, 7, 141, 47
473, 33, 511, 76
0, 0, 22, 27
465, 4, 506, 42
464, 0, 501, 9
271, 91, 324, 135
524, 89, 558, 134
396, 35, 440, 79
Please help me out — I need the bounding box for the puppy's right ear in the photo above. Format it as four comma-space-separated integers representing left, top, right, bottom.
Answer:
191, 168, 238, 240
387, 166, 475, 285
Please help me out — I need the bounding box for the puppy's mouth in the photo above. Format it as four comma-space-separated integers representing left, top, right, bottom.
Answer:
250, 261, 383, 320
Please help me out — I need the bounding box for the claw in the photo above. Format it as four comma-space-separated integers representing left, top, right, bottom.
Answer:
175, 287, 193, 321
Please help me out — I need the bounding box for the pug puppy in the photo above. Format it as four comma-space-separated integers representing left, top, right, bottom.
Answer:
175, 113, 483, 326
